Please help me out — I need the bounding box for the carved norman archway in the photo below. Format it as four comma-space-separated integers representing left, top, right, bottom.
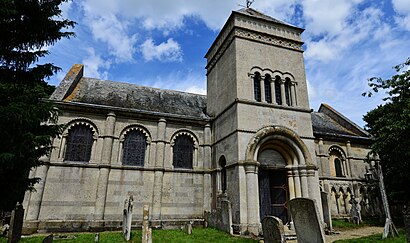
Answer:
245, 125, 318, 225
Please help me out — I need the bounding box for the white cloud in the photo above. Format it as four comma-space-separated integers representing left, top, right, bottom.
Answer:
304, 6, 387, 61
82, 48, 111, 79
392, 0, 410, 31
140, 38, 183, 62
85, 13, 138, 63
301, 0, 364, 36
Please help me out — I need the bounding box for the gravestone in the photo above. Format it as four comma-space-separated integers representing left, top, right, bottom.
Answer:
321, 191, 332, 232
349, 198, 362, 225
122, 198, 128, 237
289, 198, 326, 243
261, 216, 286, 243
220, 199, 233, 234
122, 195, 133, 241
184, 221, 193, 235
42, 234, 53, 243
142, 204, 152, 243
7, 202, 24, 243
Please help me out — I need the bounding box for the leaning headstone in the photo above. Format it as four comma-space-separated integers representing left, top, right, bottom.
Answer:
42, 234, 53, 243
261, 216, 286, 243
142, 204, 152, 243
289, 198, 326, 243
7, 202, 24, 243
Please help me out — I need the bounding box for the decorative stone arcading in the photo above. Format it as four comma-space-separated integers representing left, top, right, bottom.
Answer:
119, 125, 152, 144
235, 28, 303, 51
206, 27, 303, 73
63, 117, 99, 138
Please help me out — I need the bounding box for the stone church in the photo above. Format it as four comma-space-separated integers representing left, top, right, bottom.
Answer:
23, 8, 373, 234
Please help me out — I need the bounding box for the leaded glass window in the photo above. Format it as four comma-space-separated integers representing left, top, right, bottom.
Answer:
64, 124, 94, 162
173, 135, 194, 169
285, 78, 291, 106
122, 130, 146, 166
264, 75, 272, 103
275, 76, 282, 105
254, 72, 261, 102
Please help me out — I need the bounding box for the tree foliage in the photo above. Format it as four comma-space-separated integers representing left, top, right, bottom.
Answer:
363, 57, 410, 202
0, 0, 75, 211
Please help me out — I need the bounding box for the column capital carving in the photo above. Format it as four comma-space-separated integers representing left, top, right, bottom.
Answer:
241, 160, 260, 173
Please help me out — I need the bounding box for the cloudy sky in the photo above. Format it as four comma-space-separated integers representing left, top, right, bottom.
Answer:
42, 0, 410, 127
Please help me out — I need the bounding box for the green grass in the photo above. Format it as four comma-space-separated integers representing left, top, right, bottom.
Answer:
334, 230, 407, 243
0, 228, 258, 243
332, 218, 383, 230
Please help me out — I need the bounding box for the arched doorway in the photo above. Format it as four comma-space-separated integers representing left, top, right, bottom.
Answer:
258, 148, 289, 224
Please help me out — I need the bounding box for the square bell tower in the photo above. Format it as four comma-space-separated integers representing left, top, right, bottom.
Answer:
205, 8, 321, 235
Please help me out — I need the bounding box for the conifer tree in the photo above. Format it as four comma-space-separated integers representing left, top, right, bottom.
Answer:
0, 0, 75, 212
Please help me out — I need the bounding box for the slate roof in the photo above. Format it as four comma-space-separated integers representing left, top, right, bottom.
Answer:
311, 112, 357, 137
51, 71, 208, 119
52, 65, 370, 139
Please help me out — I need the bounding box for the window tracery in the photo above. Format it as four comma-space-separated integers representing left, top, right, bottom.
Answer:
172, 134, 195, 169
122, 130, 147, 166
64, 124, 94, 162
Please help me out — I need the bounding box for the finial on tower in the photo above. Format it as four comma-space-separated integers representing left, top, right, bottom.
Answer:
246, 0, 254, 8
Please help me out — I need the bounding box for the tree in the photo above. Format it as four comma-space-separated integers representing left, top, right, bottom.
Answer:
363, 57, 410, 239
0, 0, 75, 213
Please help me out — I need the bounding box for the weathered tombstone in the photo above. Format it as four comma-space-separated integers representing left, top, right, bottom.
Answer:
142, 204, 152, 243
220, 199, 233, 234
122, 195, 133, 241
122, 198, 128, 237
261, 216, 286, 243
42, 234, 53, 243
7, 202, 24, 243
125, 196, 133, 241
321, 191, 333, 232
349, 198, 362, 225
184, 221, 193, 235
289, 198, 326, 243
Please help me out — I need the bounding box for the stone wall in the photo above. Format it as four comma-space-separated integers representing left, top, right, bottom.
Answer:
23, 109, 211, 232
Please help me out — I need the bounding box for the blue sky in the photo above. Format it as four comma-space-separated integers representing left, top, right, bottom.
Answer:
42, 0, 410, 128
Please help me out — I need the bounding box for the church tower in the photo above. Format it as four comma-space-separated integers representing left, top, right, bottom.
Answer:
206, 8, 321, 234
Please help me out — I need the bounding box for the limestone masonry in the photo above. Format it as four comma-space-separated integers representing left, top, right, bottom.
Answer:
23, 8, 375, 235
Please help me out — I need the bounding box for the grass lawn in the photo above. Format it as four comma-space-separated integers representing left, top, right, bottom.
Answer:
0, 228, 259, 243
334, 230, 407, 243
332, 218, 383, 231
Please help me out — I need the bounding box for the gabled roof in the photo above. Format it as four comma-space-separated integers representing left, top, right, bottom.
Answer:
235, 8, 302, 30
311, 104, 371, 141
50, 64, 209, 120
